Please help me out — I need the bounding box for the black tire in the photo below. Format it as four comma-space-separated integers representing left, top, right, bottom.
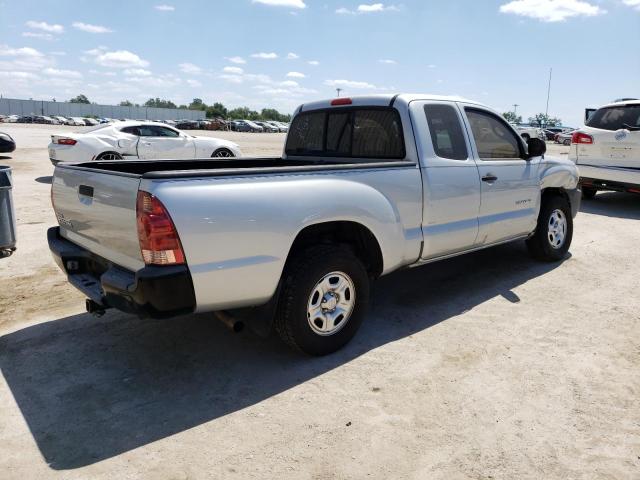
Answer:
563, 139, 571, 146
526, 195, 573, 262
582, 186, 597, 200
96, 151, 123, 161
275, 245, 370, 356
211, 148, 234, 158
521, 133, 530, 141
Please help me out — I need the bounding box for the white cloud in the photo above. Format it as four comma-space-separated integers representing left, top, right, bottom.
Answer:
0, 71, 39, 80
219, 74, 244, 84
252, 0, 306, 8
307, 60, 319, 66
286, 71, 306, 78
338, 3, 399, 14
251, 52, 278, 59
94, 50, 149, 68
72, 22, 113, 33
223, 66, 244, 74
379, 59, 396, 64
280, 80, 299, 87
179, 62, 202, 74
324, 79, 377, 89
124, 68, 151, 76
25, 21, 64, 34
226, 56, 246, 64
43, 67, 83, 79
186, 79, 202, 87
499, 0, 605, 22
623, 0, 640, 10
286, 52, 299, 59
0, 44, 51, 70
154, 4, 175, 11
22, 32, 54, 40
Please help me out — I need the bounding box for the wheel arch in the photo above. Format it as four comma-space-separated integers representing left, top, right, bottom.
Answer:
287, 221, 384, 279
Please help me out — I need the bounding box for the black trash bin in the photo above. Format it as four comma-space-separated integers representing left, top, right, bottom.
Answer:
0, 166, 16, 258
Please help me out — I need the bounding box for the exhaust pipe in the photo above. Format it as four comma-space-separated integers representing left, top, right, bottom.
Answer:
85, 299, 107, 317
214, 311, 244, 333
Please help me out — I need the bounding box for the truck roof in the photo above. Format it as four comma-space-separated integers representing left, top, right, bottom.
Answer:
298, 94, 488, 113
597, 99, 640, 109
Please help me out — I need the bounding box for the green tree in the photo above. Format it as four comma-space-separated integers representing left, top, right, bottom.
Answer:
528, 113, 562, 127
69, 94, 90, 104
206, 102, 228, 118
189, 98, 206, 110
503, 111, 522, 124
119, 100, 133, 107
144, 97, 177, 109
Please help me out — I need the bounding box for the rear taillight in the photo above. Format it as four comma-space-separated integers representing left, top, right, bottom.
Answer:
571, 132, 593, 144
136, 191, 185, 265
56, 137, 77, 145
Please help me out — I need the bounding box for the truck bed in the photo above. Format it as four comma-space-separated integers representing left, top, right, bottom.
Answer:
62, 157, 415, 179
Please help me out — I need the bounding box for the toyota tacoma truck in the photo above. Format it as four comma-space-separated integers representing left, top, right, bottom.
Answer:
49, 94, 581, 355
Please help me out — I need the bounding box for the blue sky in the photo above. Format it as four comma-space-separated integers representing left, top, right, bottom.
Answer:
0, 0, 638, 125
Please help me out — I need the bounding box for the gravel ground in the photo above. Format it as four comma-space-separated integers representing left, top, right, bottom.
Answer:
0, 123, 638, 479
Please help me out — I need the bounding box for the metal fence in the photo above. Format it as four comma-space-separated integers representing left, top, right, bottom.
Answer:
0, 98, 205, 120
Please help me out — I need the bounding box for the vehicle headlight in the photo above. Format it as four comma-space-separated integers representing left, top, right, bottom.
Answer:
0, 133, 13, 142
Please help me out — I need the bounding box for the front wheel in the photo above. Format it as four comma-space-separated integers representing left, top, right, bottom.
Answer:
211, 148, 234, 158
526, 195, 573, 262
275, 245, 370, 356
96, 152, 123, 161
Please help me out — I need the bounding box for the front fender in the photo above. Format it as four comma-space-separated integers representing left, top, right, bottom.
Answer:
539, 156, 579, 191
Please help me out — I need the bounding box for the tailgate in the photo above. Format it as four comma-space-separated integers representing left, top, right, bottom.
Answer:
52, 166, 144, 272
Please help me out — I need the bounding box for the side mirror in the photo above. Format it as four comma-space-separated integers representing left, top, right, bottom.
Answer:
526, 137, 546, 159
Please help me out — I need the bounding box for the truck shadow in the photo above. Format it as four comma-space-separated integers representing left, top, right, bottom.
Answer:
0, 242, 565, 470
580, 192, 640, 220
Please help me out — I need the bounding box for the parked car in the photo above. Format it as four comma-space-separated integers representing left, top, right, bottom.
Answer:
254, 121, 278, 133
511, 124, 545, 141
48, 94, 580, 355
556, 130, 576, 146
17, 115, 35, 123
230, 120, 258, 132
174, 120, 199, 129
82, 118, 100, 126
0, 132, 16, 153
47, 120, 241, 164
202, 118, 228, 131
67, 117, 87, 126
569, 100, 640, 198
2, 115, 19, 123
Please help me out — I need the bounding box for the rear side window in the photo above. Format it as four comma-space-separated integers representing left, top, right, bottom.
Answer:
424, 104, 468, 160
465, 109, 522, 160
586, 105, 640, 131
285, 107, 405, 159
120, 126, 140, 136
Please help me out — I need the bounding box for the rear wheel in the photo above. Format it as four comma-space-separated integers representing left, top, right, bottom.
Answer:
211, 148, 234, 158
96, 152, 123, 161
563, 139, 571, 146
582, 186, 597, 200
526, 195, 573, 262
275, 245, 369, 356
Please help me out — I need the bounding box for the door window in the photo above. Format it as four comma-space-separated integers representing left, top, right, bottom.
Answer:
424, 104, 468, 160
465, 109, 522, 160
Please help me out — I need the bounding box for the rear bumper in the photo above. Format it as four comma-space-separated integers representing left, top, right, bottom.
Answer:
48, 227, 196, 318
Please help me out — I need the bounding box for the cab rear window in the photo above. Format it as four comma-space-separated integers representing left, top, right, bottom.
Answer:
285, 107, 405, 159
586, 105, 640, 131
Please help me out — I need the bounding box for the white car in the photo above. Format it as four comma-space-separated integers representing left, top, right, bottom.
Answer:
570, 100, 640, 199
68, 117, 87, 126
2, 115, 19, 123
48, 121, 242, 165
511, 124, 545, 141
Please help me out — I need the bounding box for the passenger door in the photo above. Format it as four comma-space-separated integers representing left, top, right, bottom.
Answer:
410, 101, 481, 259
461, 106, 539, 245
137, 125, 196, 159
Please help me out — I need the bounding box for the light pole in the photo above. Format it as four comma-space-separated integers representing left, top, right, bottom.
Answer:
513, 104, 519, 117
336, 88, 343, 98
545, 67, 552, 117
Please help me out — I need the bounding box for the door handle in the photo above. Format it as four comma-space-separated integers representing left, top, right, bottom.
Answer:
142, 142, 152, 146
482, 174, 498, 182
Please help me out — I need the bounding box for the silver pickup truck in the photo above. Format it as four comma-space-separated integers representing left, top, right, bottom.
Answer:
49, 94, 581, 355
